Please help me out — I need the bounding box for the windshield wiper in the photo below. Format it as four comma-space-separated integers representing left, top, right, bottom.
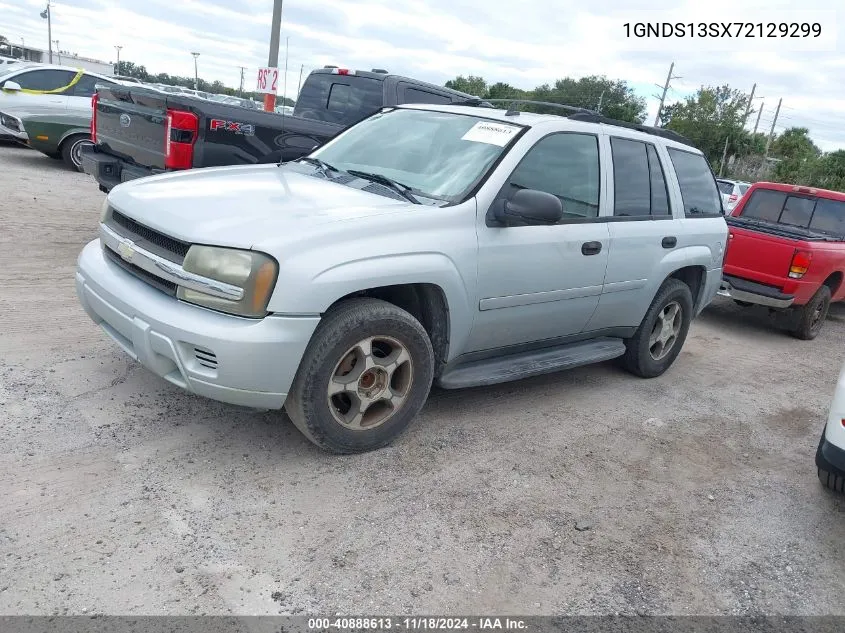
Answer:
346, 169, 421, 204
294, 156, 340, 175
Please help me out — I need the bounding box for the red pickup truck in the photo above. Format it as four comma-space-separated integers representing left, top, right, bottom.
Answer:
719, 181, 845, 339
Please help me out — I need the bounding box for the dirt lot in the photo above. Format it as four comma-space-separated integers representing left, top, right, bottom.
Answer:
1, 143, 844, 616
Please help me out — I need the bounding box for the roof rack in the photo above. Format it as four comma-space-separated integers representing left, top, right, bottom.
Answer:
481, 99, 695, 148
484, 99, 596, 116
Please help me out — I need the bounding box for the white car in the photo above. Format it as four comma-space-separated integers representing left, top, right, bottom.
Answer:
716, 178, 751, 215
0, 63, 120, 115
817, 358, 845, 493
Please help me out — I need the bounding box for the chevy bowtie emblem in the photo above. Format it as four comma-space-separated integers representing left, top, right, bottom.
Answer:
117, 239, 136, 262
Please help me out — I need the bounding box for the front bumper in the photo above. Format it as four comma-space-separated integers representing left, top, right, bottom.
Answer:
718, 274, 794, 309
80, 146, 159, 192
76, 239, 320, 409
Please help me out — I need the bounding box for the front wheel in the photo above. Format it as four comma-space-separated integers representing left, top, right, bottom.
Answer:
60, 134, 93, 172
622, 278, 694, 378
285, 298, 435, 454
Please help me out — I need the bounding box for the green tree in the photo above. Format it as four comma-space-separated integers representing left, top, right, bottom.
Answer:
808, 150, 845, 191
444, 75, 487, 97
536, 76, 646, 122
486, 81, 525, 100
770, 127, 822, 185
662, 84, 750, 167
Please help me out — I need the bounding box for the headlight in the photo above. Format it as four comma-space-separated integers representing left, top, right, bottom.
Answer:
176, 245, 278, 318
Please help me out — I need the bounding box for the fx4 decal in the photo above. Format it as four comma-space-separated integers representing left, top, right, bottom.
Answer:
210, 119, 256, 136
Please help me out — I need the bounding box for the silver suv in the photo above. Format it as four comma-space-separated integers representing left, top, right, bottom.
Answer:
76, 103, 728, 453
716, 178, 751, 214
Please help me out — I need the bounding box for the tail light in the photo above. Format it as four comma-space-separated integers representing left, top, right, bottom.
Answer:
722, 232, 733, 267
331, 68, 355, 75
164, 108, 199, 170
788, 250, 812, 279
90, 93, 99, 143
728, 194, 738, 202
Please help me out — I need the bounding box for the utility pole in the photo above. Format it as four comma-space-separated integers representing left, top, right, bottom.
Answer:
742, 83, 756, 127
114, 45, 122, 75
263, 0, 283, 112
753, 101, 764, 135
53, 40, 60, 64
296, 63, 304, 102
238, 66, 245, 96
719, 136, 730, 177
653, 62, 681, 127
282, 36, 289, 108
762, 97, 783, 175
191, 52, 200, 90
597, 89, 605, 114
40, 2, 52, 64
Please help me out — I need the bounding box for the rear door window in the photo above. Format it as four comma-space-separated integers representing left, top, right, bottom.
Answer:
71, 74, 113, 97
667, 148, 722, 216
8, 69, 75, 91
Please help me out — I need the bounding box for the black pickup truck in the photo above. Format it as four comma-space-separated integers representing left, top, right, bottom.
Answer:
81, 67, 482, 192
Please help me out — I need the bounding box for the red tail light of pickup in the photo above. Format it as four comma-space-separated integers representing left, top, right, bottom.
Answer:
164, 109, 199, 170
788, 250, 812, 279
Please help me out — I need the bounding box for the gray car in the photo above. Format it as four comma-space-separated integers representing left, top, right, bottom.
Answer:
75, 103, 728, 453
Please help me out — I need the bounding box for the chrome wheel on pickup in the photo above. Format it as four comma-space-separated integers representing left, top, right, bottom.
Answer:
286, 298, 434, 453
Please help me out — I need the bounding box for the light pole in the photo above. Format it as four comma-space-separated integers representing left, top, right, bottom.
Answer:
190, 52, 200, 90
53, 39, 60, 64
114, 45, 122, 75
39, 2, 52, 63
263, 0, 284, 112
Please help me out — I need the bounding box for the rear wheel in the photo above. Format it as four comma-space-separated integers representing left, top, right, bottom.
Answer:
816, 428, 845, 493
285, 298, 435, 454
60, 134, 93, 172
791, 286, 831, 340
622, 278, 694, 378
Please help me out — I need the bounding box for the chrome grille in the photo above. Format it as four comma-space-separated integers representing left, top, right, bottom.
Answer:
108, 210, 190, 263
104, 246, 177, 296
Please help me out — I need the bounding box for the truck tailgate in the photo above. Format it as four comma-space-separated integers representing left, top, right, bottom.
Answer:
96, 84, 168, 170
724, 221, 798, 286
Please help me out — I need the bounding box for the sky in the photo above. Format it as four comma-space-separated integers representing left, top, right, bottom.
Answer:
2, 0, 844, 151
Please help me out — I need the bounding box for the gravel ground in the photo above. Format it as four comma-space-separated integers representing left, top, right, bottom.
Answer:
1, 143, 844, 616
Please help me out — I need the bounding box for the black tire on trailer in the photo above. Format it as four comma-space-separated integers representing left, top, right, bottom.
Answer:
285, 298, 435, 454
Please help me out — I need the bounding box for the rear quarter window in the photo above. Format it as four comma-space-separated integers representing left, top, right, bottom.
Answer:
667, 148, 722, 216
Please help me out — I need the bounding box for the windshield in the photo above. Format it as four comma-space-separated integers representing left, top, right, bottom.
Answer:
310, 108, 523, 201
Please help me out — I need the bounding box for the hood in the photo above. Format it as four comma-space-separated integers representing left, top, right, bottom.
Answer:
107, 164, 413, 249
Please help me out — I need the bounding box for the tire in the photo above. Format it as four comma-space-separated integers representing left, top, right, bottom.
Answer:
285, 298, 435, 454
60, 134, 93, 172
790, 286, 831, 340
816, 428, 845, 493
622, 278, 694, 378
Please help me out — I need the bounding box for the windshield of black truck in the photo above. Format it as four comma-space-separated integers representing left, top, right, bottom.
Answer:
310, 108, 524, 202
294, 74, 384, 126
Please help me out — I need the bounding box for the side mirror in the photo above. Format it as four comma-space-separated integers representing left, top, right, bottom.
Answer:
491, 189, 563, 226
2, 80, 22, 92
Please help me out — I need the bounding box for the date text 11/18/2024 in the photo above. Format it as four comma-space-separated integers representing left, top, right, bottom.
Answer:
308, 618, 528, 631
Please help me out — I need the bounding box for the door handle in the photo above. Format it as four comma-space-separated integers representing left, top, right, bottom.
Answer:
581, 241, 602, 256
662, 236, 677, 249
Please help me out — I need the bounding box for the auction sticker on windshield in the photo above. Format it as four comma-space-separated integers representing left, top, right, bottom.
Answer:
461, 121, 520, 146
